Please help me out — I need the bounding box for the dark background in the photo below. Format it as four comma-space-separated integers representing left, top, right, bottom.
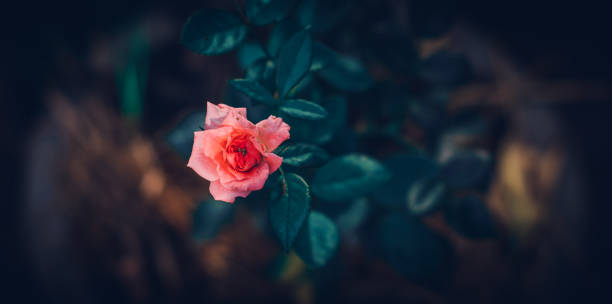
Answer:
2, 0, 612, 302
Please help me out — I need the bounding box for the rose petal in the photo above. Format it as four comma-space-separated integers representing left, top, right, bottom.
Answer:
205, 102, 247, 129
209, 180, 250, 203
195, 127, 232, 158
256, 115, 290, 152
221, 162, 270, 192
220, 110, 256, 132
264, 152, 283, 173
187, 137, 219, 181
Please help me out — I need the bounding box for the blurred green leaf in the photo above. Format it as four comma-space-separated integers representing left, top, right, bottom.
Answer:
408, 97, 447, 130
373, 154, 439, 208
275, 143, 329, 167
270, 173, 311, 251
440, 151, 491, 189
246, 58, 276, 90
334, 198, 370, 238
296, 0, 349, 32
310, 42, 337, 71
318, 55, 372, 92
193, 200, 235, 242
117, 30, 149, 120
280, 99, 328, 120
246, 0, 293, 25
313, 154, 391, 201
444, 195, 497, 239
165, 111, 204, 159
180, 9, 247, 55
407, 176, 447, 216
229, 79, 275, 105
277, 30, 313, 97
295, 211, 339, 268
237, 42, 267, 69
379, 213, 453, 284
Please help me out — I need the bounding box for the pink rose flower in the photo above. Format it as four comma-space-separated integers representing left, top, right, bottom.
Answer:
187, 102, 290, 203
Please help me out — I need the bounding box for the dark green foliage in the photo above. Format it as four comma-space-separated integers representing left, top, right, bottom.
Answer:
296, 0, 349, 33
294, 211, 339, 268
267, 19, 301, 57
246, 0, 294, 25
318, 54, 373, 92
374, 154, 439, 207
313, 154, 391, 201
117, 31, 149, 120
229, 79, 276, 105
310, 42, 337, 71
407, 176, 448, 216
180, 9, 247, 55
277, 30, 313, 97
275, 143, 329, 167
237, 42, 267, 69
280, 99, 328, 120
245, 58, 276, 89
379, 213, 453, 284
282, 96, 346, 144
269, 173, 311, 251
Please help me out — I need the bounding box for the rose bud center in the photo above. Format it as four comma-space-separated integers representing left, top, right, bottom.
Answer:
226, 135, 262, 172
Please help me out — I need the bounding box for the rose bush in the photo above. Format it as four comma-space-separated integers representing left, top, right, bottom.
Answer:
187, 102, 290, 202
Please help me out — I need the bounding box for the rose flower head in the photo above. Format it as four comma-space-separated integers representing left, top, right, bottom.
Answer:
187, 102, 290, 203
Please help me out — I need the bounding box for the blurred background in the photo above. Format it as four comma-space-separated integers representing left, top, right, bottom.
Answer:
2, 0, 612, 303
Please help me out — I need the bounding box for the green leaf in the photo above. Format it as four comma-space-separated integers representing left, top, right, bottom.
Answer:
275, 143, 329, 167
267, 19, 301, 57
296, 0, 349, 33
310, 42, 337, 71
313, 154, 391, 201
294, 211, 339, 268
269, 173, 311, 251
280, 99, 327, 120
379, 213, 453, 284
237, 42, 267, 69
444, 195, 496, 239
334, 198, 370, 236
229, 79, 275, 105
282, 96, 346, 144
407, 176, 447, 216
180, 9, 247, 55
246, 0, 293, 25
165, 111, 204, 159
373, 154, 439, 207
318, 55, 372, 92
192, 200, 235, 242
245, 58, 276, 88
276, 30, 313, 97
440, 151, 491, 190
